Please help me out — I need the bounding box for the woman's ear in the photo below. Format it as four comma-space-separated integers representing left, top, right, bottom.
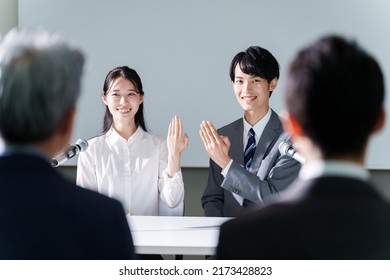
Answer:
139, 94, 144, 104
102, 93, 108, 105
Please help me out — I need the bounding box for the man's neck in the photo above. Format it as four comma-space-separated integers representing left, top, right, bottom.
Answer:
324, 154, 365, 166
244, 107, 270, 126
4, 142, 49, 160
299, 159, 369, 182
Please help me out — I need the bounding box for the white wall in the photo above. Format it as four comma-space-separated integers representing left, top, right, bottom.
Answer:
18, 0, 390, 168
0, 0, 17, 36
2, 0, 389, 211
0, 0, 17, 153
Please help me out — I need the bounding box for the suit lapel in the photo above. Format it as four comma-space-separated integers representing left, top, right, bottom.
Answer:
250, 110, 282, 173
228, 119, 244, 166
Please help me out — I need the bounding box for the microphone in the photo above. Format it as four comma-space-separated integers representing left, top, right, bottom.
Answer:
278, 141, 306, 164
51, 138, 89, 167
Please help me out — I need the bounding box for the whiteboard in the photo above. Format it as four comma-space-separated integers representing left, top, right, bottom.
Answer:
18, 0, 390, 168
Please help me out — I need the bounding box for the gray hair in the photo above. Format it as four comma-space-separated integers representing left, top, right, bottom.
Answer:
0, 27, 84, 143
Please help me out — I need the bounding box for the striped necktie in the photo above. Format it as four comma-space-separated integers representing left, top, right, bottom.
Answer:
244, 128, 256, 171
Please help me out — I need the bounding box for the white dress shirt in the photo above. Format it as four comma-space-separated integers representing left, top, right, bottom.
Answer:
221, 108, 272, 176
76, 126, 184, 216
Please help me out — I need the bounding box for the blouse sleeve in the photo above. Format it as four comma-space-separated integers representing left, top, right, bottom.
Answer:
157, 138, 185, 208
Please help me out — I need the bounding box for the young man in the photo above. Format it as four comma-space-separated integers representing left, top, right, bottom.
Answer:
217, 36, 390, 259
200, 46, 301, 217
0, 28, 136, 259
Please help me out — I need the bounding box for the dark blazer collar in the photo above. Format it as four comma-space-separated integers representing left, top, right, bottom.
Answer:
280, 176, 381, 204
0, 152, 54, 173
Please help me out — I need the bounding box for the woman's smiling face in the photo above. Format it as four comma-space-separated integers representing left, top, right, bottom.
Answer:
102, 77, 144, 124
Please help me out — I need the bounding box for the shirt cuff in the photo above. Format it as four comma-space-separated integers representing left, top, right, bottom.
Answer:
221, 159, 233, 177
162, 168, 183, 181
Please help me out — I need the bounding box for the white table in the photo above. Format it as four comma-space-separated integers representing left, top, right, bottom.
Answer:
127, 215, 232, 255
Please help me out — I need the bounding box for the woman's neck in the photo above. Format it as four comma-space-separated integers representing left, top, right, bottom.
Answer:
113, 120, 137, 140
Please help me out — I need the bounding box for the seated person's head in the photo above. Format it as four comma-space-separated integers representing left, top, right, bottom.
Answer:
284, 36, 385, 161
0, 28, 84, 155
229, 46, 279, 97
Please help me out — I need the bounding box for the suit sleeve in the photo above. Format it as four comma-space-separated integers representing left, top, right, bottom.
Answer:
201, 158, 225, 217
221, 136, 301, 206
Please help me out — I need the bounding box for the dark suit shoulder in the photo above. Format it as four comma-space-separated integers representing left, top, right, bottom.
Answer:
219, 118, 242, 130
218, 110, 283, 135
0, 154, 135, 259
218, 118, 242, 135
286, 177, 387, 201
217, 177, 390, 260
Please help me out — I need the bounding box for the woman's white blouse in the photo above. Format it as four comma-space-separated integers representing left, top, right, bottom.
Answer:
76, 126, 184, 216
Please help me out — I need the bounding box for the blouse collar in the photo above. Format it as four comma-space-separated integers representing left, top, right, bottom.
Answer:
106, 126, 145, 146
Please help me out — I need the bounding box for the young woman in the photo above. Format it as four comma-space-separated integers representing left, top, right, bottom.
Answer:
77, 66, 189, 216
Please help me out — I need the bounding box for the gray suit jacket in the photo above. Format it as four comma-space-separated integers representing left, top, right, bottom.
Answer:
201, 110, 301, 217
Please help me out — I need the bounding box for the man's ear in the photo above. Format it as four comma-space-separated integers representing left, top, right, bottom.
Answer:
269, 78, 278, 92
373, 107, 386, 134
59, 107, 76, 139
284, 113, 303, 140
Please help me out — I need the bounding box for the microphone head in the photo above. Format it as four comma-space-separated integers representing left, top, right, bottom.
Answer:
278, 140, 305, 164
278, 141, 292, 156
75, 138, 89, 152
